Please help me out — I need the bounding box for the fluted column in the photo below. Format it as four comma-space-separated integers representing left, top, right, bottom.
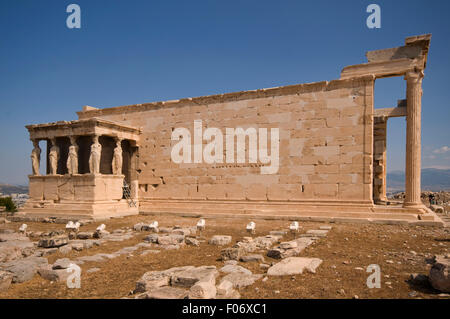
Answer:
403, 71, 424, 208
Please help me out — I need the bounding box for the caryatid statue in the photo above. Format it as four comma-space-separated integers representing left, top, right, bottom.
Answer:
30, 139, 41, 176
89, 135, 102, 174
112, 139, 123, 175
67, 136, 79, 175
48, 138, 60, 175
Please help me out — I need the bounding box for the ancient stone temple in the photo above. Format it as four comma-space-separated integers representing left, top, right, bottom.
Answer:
20, 34, 440, 223
22, 118, 140, 218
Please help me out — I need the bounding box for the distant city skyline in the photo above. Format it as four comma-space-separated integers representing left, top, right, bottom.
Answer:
1, 0, 449, 185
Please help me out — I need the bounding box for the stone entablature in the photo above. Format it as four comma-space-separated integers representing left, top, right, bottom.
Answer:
25, 118, 140, 177
26, 118, 141, 143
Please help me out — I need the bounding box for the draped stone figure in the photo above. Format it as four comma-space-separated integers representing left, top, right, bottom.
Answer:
89, 135, 102, 174
112, 139, 123, 175
30, 140, 41, 176
67, 137, 79, 175
48, 138, 60, 175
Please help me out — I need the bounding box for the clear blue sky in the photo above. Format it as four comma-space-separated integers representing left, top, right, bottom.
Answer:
0, 0, 449, 185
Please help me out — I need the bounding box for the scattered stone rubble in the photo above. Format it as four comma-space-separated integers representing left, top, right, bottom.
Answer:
133, 265, 227, 299
0, 222, 150, 289
132, 261, 265, 299
219, 227, 330, 262
267, 238, 316, 259
0, 221, 335, 297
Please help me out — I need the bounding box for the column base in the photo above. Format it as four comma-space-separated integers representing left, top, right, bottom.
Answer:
403, 201, 427, 211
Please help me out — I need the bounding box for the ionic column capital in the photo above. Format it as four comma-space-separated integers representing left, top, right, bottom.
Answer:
405, 70, 424, 83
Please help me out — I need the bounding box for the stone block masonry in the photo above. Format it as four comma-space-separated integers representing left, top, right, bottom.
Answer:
78, 77, 374, 206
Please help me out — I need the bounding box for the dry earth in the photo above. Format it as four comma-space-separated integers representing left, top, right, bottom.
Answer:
0, 215, 449, 299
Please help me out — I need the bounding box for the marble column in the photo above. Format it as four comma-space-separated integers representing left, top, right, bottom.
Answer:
403, 71, 424, 208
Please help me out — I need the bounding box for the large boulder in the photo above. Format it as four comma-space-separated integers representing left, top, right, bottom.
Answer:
135, 272, 171, 292
429, 255, 450, 293
221, 272, 262, 288
209, 235, 232, 246
76, 232, 94, 240
144, 234, 159, 243
220, 247, 244, 261
133, 223, 145, 231
0, 233, 35, 263
135, 266, 195, 293
38, 235, 68, 248
189, 281, 216, 299
253, 235, 281, 249
93, 230, 109, 239
157, 234, 185, 245
267, 238, 315, 259
170, 266, 218, 288
52, 258, 73, 270
219, 264, 252, 275
38, 265, 71, 282
267, 257, 322, 276
0, 256, 48, 283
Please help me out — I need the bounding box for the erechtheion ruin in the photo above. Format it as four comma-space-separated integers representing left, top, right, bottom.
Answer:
19, 34, 441, 224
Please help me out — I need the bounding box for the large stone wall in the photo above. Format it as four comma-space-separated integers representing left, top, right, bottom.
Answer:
78, 76, 374, 206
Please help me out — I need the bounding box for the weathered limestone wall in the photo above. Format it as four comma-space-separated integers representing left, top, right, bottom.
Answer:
29, 175, 124, 202
78, 76, 374, 206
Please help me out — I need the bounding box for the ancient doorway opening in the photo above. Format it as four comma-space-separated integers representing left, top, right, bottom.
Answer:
373, 77, 406, 204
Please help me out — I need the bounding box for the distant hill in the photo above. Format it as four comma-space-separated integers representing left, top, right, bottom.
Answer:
0, 184, 28, 196
387, 168, 450, 193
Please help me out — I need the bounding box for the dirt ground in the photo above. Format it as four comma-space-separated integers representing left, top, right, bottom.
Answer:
0, 215, 449, 299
